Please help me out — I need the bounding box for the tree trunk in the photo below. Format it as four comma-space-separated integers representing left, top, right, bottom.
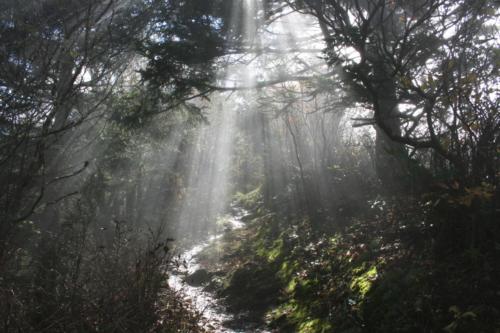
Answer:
373, 63, 409, 190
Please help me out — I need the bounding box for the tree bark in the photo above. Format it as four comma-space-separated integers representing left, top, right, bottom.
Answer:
372, 62, 409, 190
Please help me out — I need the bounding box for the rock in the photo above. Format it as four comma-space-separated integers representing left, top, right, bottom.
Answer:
222, 262, 281, 313
203, 276, 224, 292
185, 269, 212, 286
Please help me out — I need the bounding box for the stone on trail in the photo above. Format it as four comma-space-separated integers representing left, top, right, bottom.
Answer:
185, 269, 212, 286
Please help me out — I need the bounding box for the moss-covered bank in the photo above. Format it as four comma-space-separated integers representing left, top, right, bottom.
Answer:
204, 187, 500, 333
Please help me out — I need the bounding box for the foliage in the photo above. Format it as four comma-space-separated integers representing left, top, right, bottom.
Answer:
233, 186, 264, 210
214, 185, 500, 332
0, 198, 198, 332
284, 0, 500, 186
0, 1, 498, 332
139, 0, 242, 98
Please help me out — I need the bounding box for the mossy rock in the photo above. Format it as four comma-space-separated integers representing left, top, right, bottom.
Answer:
222, 262, 282, 313
185, 269, 212, 286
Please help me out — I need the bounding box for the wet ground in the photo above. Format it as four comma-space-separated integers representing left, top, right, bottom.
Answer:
168, 207, 271, 333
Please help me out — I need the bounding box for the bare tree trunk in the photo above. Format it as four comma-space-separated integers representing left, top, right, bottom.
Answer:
284, 113, 318, 222
373, 63, 409, 190
259, 112, 273, 206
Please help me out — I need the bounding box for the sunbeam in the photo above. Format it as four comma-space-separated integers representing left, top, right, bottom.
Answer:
1, 0, 498, 332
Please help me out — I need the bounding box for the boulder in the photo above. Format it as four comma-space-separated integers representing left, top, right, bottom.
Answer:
185, 269, 212, 286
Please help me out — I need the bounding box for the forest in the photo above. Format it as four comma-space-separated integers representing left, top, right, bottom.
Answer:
0, 0, 499, 332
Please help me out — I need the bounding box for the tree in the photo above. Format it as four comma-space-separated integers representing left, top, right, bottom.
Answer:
0, 0, 152, 262
283, 0, 499, 188
138, 0, 238, 98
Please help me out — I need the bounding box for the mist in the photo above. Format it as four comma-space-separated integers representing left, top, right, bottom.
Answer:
1, 0, 498, 332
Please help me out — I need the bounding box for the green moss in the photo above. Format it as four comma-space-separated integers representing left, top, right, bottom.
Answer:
289, 302, 309, 322
234, 186, 262, 209
272, 301, 331, 333
255, 238, 268, 258
251, 216, 284, 263
267, 238, 284, 262
350, 264, 378, 297
279, 261, 292, 278
298, 318, 332, 333
255, 237, 283, 262
286, 276, 299, 293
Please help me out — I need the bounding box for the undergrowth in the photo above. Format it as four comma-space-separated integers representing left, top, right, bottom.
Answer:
217, 186, 500, 333
0, 199, 203, 333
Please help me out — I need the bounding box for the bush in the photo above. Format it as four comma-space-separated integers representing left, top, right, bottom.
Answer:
0, 199, 200, 333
